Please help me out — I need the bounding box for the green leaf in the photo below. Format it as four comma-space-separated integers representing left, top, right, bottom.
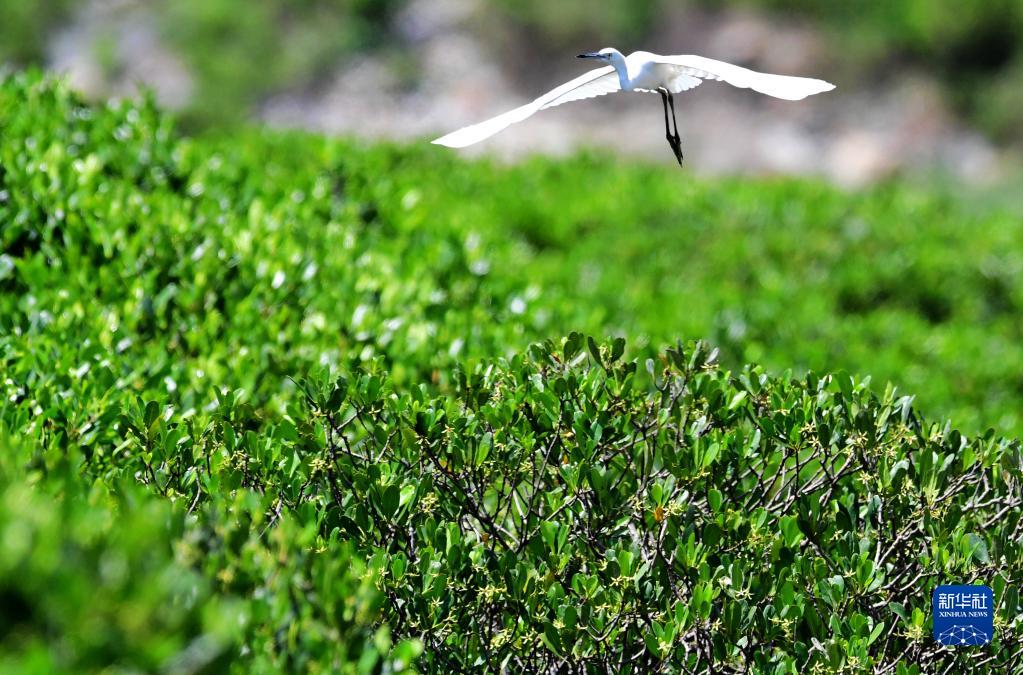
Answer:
964, 533, 990, 563
327, 376, 349, 409
380, 484, 400, 519
563, 332, 583, 361
728, 391, 748, 411
868, 621, 885, 645
542, 622, 563, 655
707, 488, 723, 512
587, 336, 602, 367
610, 337, 625, 363
780, 515, 803, 547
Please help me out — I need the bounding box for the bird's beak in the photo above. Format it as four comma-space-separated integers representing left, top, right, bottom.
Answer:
577, 52, 602, 59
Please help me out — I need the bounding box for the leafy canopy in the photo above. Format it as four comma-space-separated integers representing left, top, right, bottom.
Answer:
0, 72, 1021, 672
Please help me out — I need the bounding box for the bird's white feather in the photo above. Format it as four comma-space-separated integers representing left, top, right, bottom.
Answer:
432, 67, 619, 148
431, 50, 835, 148
653, 54, 834, 100
668, 73, 704, 93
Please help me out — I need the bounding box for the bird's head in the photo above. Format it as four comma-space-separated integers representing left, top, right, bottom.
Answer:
577, 48, 622, 62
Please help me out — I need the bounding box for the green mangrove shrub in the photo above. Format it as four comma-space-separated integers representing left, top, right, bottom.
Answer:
2, 72, 1022, 672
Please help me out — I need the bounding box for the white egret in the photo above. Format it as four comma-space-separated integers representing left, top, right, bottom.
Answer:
432, 47, 835, 166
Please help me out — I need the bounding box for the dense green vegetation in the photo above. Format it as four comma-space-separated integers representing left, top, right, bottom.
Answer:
0, 0, 73, 64
159, 0, 402, 128
729, 0, 1023, 140
1, 73, 1021, 671
0, 0, 401, 129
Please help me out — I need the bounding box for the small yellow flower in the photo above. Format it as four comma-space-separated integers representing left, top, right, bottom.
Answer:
901, 623, 925, 641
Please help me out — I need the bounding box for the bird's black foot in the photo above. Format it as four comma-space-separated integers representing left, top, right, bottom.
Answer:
659, 88, 685, 167
666, 134, 684, 166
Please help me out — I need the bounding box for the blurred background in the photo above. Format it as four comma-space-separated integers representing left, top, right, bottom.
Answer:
4, 0, 1022, 188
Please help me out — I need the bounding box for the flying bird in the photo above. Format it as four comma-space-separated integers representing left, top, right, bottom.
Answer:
432, 48, 835, 166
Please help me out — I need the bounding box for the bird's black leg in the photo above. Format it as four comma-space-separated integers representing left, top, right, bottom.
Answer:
658, 88, 684, 167
667, 92, 684, 166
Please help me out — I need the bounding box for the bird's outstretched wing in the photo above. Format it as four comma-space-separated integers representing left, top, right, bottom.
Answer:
654, 54, 834, 101
432, 66, 620, 148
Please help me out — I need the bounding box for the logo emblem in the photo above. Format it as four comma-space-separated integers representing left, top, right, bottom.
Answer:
932, 585, 993, 646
